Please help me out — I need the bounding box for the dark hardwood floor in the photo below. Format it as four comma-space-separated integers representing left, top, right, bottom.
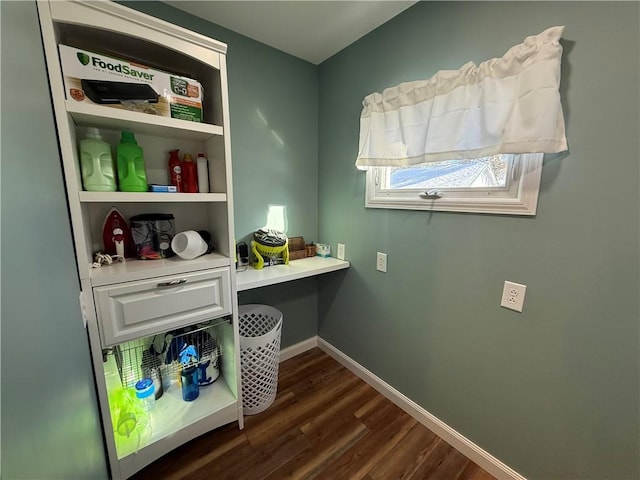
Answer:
132, 348, 496, 480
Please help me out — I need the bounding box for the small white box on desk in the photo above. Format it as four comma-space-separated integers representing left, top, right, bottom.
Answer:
315, 244, 331, 257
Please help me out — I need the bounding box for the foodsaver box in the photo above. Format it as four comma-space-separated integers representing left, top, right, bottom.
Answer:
58, 45, 204, 122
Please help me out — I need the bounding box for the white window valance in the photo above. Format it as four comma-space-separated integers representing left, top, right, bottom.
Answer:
356, 26, 567, 169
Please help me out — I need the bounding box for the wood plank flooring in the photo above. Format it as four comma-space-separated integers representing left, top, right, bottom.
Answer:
132, 348, 496, 480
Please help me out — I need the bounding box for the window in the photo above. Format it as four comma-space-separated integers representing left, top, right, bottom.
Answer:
365, 153, 543, 215
356, 26, 566, 216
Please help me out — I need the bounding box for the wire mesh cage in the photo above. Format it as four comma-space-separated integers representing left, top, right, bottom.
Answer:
238, 304, 283, 415
111, 318, 227, 393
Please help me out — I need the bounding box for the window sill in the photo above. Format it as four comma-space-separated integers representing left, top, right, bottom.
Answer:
236, 256, 349, 291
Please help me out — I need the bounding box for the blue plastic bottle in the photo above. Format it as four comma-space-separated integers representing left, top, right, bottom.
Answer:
117, 131, 147, 192
134, 378, 155, 411
180, 365, 199, 402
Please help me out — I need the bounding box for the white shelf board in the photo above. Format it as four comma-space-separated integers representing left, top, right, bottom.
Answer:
67, 101, 224, 141
236, 256, 349, 291
89, 252, 230, 287
116, 378, 237, 461
79, 191, 227, 203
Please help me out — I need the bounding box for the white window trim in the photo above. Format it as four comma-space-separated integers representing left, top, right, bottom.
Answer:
365, 153, 544, 216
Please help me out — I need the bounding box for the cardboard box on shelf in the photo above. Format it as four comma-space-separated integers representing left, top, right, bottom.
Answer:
58, 45, 204, 123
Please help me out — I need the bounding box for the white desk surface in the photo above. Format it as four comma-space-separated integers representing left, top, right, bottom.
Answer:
235, 256, 349, 291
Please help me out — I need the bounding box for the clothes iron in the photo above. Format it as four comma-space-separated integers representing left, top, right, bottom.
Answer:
102, 207, 135, 258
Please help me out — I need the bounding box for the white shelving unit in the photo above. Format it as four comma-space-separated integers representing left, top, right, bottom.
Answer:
67, 101, 225, 140
37, 1, 242, 478
79, 191, 228, 203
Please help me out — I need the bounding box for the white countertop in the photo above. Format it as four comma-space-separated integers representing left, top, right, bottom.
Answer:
235, 256, 349, 291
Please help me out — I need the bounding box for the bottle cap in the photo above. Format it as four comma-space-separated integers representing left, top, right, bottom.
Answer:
134, 378, 155, 399
121, 131, 137, 143
183, 153, 193, 162
86, 127, 101, 139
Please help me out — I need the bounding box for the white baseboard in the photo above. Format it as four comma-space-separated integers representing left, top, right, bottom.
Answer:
317, 337, 526, 480
279, 336, 318, 362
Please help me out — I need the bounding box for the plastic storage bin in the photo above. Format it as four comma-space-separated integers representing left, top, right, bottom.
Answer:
238, 304, 283, 415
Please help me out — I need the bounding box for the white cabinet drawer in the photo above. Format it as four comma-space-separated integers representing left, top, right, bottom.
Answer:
94, 268, 231, 347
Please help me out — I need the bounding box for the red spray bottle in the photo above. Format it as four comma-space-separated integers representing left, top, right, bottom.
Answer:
168, 149, 183, 192
182, 153, 199, 193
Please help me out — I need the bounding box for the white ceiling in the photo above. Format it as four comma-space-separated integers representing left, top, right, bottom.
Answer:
165, 1, 417, 64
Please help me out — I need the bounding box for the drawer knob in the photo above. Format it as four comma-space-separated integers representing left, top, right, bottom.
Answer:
157, 278, 187, 288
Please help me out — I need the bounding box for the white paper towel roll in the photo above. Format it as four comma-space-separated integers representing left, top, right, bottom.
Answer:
196, 154, 209, 193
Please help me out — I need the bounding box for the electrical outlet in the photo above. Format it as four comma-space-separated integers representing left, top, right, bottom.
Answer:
500, 281, 526, 312
337, 243, 346, 260
376, 252, 387, 272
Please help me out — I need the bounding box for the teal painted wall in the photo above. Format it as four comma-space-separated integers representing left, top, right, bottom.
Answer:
317, 2, 639, 478
122, 1, 321, 347
0, 2, 107, 478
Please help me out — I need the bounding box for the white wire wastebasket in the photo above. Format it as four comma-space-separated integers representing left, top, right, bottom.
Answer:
239, 304, 283, 415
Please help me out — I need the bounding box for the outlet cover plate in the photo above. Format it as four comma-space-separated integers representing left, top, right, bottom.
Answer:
501, 281, 526, 312
337, 243, 345, 260
376, 252, 387, 272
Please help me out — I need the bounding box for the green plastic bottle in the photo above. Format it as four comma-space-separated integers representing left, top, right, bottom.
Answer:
117, 131, 147, 192
80, 127, 116, 191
